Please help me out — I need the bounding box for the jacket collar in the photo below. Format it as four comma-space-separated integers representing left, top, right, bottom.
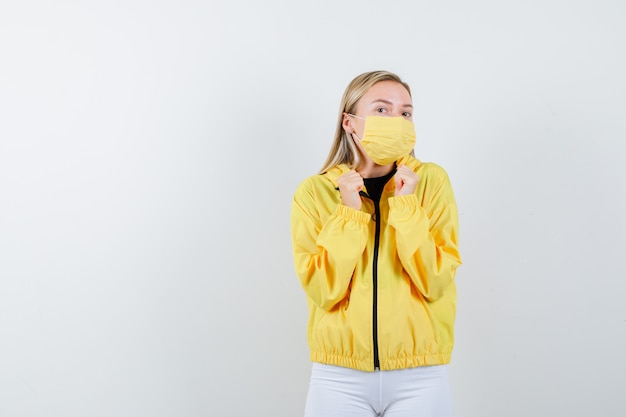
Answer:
323, 155, 422, 188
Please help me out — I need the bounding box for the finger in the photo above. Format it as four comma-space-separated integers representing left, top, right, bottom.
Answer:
397, 165, 410, 176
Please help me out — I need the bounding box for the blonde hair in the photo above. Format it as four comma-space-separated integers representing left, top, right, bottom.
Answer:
318, 70, 412, 174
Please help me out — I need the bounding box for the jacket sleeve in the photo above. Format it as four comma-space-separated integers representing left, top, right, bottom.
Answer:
387, 169, 462, 301
290, 179, 370, 311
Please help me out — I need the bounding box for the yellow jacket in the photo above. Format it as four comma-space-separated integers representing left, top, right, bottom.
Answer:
290, 155, 462, 372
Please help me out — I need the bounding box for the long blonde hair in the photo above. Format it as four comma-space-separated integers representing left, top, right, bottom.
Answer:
318, 70, 412, 174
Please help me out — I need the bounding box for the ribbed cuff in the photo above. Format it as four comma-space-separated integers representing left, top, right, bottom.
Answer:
335, 204, 371, 224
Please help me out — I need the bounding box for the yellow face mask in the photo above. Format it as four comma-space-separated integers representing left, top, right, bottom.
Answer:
350, 115, 416, 165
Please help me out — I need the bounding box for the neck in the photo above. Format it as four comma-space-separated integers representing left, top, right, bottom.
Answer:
356, 159, 395, 179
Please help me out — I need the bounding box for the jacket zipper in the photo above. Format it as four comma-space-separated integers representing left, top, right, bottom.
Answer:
360, 191, 382, 370
372, 199, 382, 369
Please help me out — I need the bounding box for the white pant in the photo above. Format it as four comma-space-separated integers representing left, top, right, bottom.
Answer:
305, 363, 453, 417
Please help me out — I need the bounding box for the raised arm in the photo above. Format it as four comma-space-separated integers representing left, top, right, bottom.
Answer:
290, 179, 370, 310
388, 168, 462, 301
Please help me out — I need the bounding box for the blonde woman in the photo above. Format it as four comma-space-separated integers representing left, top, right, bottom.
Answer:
290, 70, 462, 417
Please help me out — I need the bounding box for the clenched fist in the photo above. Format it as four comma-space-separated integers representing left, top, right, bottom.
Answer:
337, 170, 364, 210
394, 165, 420, 196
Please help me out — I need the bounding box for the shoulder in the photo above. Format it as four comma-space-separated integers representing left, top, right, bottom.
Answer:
417, 162, 450, 183
293, 173, 335, 202
294, 174, 323, 194
293, 164, 348, 197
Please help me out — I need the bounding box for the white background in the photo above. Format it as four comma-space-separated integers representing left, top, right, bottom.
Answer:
1, 1, 625, 416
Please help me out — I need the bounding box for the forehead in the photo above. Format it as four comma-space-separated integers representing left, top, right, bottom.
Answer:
360, 80, 412, 105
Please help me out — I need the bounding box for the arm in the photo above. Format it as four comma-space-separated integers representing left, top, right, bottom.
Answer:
290, 179, 370, 311
388, 169, 462, 301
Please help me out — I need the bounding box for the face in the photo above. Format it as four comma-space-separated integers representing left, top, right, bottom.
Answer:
342, 80, 413, 139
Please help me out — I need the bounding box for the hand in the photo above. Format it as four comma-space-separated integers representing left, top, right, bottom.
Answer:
337, 170, 364, 210
394, 165, 420, 196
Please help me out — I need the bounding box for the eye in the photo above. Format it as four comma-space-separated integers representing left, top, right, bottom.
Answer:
402, 111, 412, 118
375, 107, 388, 114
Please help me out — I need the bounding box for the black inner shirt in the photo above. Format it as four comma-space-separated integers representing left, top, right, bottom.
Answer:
363, 167, 396, 202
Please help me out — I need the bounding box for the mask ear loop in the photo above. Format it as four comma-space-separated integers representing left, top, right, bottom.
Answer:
346, 113, 365, 137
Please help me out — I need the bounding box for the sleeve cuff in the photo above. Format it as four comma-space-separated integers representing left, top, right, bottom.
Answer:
335, 204, 371, 224
388, 194, 418, 209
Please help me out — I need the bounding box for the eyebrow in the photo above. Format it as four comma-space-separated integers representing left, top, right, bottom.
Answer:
370, 99, 413, 108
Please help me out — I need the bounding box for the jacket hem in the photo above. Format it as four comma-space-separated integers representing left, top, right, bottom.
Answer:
310, 351, 452, 372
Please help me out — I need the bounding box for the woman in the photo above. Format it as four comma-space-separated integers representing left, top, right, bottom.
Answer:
290, 70, 462, 417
